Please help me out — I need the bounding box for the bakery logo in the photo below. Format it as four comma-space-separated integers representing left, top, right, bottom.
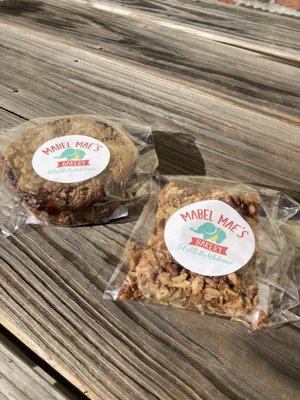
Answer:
164, 199, 255, 276
54, 149, 90, 168
32, 134, 110, 184
189, 222, 228, 255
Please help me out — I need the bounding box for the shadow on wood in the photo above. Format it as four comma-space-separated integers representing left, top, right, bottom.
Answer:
154, 131, 206, 176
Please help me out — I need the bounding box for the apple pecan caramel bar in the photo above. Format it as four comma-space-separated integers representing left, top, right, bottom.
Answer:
118, 181, 267, 328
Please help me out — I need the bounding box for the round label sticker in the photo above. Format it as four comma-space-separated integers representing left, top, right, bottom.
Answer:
32, 135, 110, 183
164, 200, 255, 276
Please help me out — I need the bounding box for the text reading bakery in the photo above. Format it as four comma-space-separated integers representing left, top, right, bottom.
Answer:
180, 207, 250, 256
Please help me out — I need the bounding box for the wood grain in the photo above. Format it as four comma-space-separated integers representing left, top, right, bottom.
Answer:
0, 220, 299, 400
0, 0, 299, 122
0, 1, 299, 399
0, 22, 299, 195
0, 331, 70, 400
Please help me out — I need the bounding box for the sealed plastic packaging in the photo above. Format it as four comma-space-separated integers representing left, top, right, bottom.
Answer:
105, 176, 299, 329
0, 115, 158, 234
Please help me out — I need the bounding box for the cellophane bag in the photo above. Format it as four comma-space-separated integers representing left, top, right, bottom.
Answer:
0, 114, 158, 235
105, 176, 299, 329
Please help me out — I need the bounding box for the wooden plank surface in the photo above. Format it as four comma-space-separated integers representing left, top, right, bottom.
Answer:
0, 1, 299, 399
0, 326, 88, 399
0, 329, 73, 400
0, 1, 299, 196
0, 210, 299, 400
1, 0, 299, 123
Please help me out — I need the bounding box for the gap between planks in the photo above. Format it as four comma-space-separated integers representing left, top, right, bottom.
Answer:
68, 0, 300, 62
0, 3, 299, 124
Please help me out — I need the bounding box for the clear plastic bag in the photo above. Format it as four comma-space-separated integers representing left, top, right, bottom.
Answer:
0, 114, 158, 235
105, 176, 299, 330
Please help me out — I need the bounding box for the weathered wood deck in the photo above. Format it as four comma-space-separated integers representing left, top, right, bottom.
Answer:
0, 1, 299, 399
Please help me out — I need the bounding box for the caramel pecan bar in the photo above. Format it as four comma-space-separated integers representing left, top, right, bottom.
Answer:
119, 181, 267, 329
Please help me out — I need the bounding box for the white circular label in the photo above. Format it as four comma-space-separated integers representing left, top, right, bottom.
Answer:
164, 200, 255, 276
32, 135, 110, 183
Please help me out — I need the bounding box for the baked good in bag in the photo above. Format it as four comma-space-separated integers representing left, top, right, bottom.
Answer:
1, 116, 137, 225
106, 177, 299, 329
118, 181, 267, 329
